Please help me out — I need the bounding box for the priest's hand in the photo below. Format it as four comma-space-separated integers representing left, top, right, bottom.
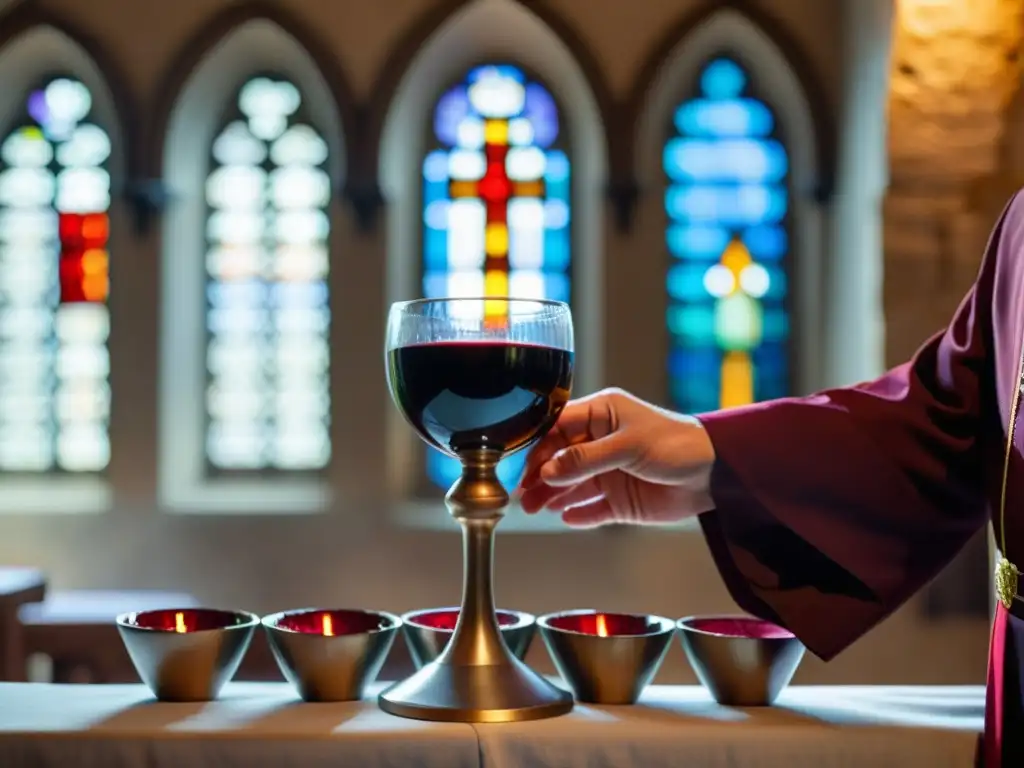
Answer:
516, 388, 716, 528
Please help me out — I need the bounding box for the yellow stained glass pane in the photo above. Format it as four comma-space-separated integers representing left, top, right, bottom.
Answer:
450, 181, 478, 198
512, 181, 544, 198
484, 270, 509, 299
485, 223, 508, 256
721, 239, 752, 276
82, 274, 109, 302
484, 120, 509, 145
484, 270, 509, 321
720, 351, 753, 408
81, 249, 108, 276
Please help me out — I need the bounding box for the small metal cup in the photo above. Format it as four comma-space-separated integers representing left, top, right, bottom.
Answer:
677, 615, 806, 706
402, 607, 535, 669
116, 607, 259, 702
537, 609, 675, 705
263, 608, 401, 702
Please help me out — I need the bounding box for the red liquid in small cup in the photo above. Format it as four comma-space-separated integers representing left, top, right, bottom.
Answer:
686, 617, 794, 639
274, 609, 392, 636
548, 612, 662, 637
410, 609, 521, 631
127, 608, 248, 633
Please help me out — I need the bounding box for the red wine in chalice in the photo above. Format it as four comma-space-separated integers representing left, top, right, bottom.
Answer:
387, 341, 573, 458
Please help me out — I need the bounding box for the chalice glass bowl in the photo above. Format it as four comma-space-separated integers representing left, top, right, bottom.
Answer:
381, 297, 574, 723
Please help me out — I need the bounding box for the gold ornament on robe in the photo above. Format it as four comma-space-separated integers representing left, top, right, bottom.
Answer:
996, 557, 1019, 611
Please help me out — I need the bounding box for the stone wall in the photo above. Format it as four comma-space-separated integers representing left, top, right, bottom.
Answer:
887, 0, 1024, 617
886, 0, 1024, 364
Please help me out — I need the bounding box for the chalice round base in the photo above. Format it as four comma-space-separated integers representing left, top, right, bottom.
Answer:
379, 653, 573, 722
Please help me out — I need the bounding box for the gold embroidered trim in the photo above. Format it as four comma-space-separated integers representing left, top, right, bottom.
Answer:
995, 312, 1024, 609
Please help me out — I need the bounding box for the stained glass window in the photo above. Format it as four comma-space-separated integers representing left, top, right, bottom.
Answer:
204, 76, 331, 472
420, 64, 570, 491
664, 57, 789, 414
0, 77, 112, 473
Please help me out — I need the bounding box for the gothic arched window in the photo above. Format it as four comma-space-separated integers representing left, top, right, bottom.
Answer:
204, 76, 331, 473
420, 63, 570, 492
0, 76, 112, 473
664, 57, 790, 414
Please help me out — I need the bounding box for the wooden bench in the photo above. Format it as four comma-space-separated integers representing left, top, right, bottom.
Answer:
18, 590, 199, 683
0, 568, 46, 681
17, 591, 283, 683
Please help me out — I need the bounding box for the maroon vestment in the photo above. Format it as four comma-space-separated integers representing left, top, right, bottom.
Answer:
698, 192, 1024, 766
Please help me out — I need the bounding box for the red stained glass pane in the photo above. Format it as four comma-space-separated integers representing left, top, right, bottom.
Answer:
60, 257, 84, 303
58, 253, 101, 303
478, 166, 511, 203
486, 201, 507, 223
59, 213, 85, 248
81, 214, 109, 248
485, 145, 508, 164
60, 253, 85, 282
59, 281, 87, 303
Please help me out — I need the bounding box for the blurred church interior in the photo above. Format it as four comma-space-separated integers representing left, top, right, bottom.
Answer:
0, 0, 1013, 686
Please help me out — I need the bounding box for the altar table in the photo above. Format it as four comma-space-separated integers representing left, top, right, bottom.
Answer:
0, 681, 983, 767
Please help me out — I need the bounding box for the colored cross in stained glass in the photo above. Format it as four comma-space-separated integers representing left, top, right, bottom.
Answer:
420, 64, 571, 492
448, 119, 545, 326
663, 57, 790, 415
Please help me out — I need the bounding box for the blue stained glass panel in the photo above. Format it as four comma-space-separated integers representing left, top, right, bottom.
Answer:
666, 225, 730, 260
423, 200, 448, 229
752, 343, 788, 400
545, 150, 570, 180
544, 150, 570, 200
665, 185, 787, 226
665, 56, 792, 415
544, 199, 570, 227
525, 83, 559, 147
424, 183, 448, 206
541, 273, 570, 303
667, 264, 711, 303
700, 59, 746, 99
742, 225, 787, 261
674, 99, 774, 138
760, 306, 789, 341
421, 272, 447, 298
423, 150, 449, 181
666, 305, 716, 344
423, 231, 448, 271
542, 229, 570, 271
470, 64, 525, 84
668, 348, 722, 414
663, 138, 788, 183
420, 64, 572, 495
757, 267, 788, 300
434, 88, 470, 147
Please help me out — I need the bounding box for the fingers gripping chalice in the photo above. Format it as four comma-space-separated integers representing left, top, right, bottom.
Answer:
381, 297, 574, 722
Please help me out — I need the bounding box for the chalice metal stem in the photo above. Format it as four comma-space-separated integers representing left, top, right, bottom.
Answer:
379, 449, 573, 722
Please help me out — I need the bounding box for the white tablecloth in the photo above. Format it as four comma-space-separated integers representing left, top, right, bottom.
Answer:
0, 682, 984, 767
